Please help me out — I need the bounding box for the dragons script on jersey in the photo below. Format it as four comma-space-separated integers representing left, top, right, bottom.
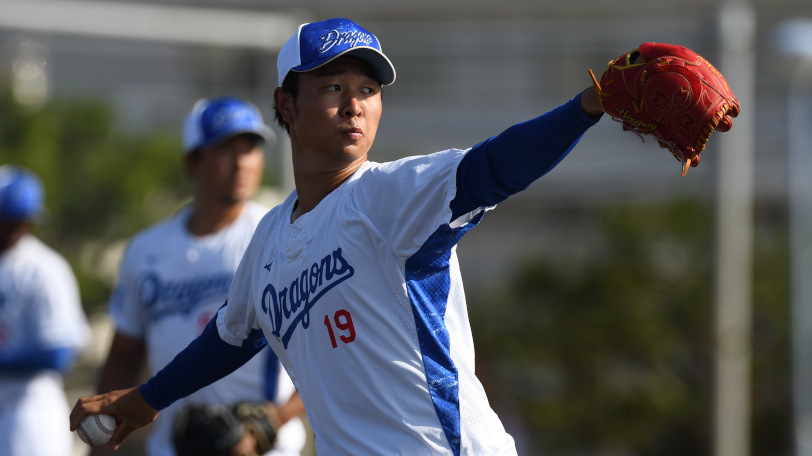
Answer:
219, 150, 518, 455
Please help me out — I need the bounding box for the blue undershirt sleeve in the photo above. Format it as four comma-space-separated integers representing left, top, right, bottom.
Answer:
264, 350, 281, 402
450, 92, 602, 219
0, 347, 76, 374
139, 308, 267, 410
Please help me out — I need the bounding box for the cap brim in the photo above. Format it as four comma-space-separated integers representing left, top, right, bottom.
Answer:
292, 46, 396, 86
187, 124, 276, 154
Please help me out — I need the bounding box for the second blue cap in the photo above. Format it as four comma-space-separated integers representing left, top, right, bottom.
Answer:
182, 96, 276, 154
0, 165, 44, 221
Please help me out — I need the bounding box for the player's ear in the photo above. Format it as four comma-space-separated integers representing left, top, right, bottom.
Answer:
274, 87, 295, 126
182, 152, 198, 180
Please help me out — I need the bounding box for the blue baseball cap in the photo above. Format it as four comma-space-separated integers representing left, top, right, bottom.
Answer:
277, 17, 396, 87
0, 165, 44, 221
182, 96, 276, 154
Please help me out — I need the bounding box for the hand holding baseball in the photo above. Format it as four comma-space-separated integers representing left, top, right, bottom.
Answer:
76, 414, 116, 447
70, 386, 159, 451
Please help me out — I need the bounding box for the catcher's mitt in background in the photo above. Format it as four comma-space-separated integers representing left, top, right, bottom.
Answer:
233, 402, 279, 454
590, 42, 740, 176
172, 402, 278, 456
172, 404, 245, 456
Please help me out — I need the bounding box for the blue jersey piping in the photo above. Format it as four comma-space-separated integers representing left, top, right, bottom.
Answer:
404, 212, 484, 455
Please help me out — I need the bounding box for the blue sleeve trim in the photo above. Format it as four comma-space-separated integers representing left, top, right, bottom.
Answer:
0, 347, 76, 374
140, 305, 267, 410
451, 93, 601, 219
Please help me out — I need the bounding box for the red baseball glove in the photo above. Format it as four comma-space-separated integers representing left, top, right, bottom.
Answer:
589, 42, 740, 176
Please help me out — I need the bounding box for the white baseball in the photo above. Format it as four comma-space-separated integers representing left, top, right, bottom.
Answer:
76, 414, 116, 447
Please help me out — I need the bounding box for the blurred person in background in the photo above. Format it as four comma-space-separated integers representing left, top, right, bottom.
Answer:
91, 96, 306, 456
0, 165, 91, 456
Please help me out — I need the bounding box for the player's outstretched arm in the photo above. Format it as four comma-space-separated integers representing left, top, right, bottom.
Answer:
450, 89, 603, 219
69, 386, 159, 451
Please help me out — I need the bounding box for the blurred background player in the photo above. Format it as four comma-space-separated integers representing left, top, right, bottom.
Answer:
0, 165, 91, 456
91, 96, 306, 456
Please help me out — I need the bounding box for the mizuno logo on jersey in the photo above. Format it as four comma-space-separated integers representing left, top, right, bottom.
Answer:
260, 247, 354, 348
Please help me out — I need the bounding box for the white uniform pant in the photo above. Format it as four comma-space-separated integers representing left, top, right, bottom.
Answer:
0, 373, 73, 456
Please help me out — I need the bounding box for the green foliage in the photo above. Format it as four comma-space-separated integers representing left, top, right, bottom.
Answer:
750, 205, 791, 456
470, 199, 790, 455
0, 81, 190, 313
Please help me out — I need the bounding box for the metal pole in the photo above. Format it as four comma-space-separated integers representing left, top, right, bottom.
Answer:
774, 21, 812, 456
788, 58, 812, 456
713, 1, 756, 456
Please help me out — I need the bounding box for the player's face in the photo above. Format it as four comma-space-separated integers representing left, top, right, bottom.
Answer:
280, 56, 382, 166
190, 134, 265, 204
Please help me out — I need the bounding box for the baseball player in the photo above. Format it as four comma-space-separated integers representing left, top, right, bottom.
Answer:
70, 17, 606, 455
0, 165, 91, 456
90, 97, 306, 456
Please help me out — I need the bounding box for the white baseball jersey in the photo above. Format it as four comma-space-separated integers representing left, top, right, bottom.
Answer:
110, 201, 305, 456
219, 150, 517, 455
0, 234, 91, 456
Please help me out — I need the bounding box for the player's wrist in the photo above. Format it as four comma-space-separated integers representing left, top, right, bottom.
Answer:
579, 86, 604, 118
263, 403, 285, 426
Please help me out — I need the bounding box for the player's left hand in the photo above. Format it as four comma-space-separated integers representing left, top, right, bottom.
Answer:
589, 42, 740, 176
70, 387, 159, 451
234, 402, 279, 453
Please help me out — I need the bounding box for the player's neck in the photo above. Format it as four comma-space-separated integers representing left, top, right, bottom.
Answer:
186, 200, 245, 237
0, 222, 29, 252
291, 152, 366, 220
